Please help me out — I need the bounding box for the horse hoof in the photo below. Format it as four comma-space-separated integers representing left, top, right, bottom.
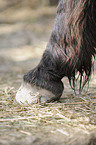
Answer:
15, 82, 56, 105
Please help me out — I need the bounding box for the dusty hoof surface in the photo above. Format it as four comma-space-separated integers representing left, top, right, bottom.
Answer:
15, 82, 56, 105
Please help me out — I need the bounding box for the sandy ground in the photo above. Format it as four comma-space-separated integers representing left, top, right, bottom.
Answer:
0, 5, 96, 145
0, 6, 56, 88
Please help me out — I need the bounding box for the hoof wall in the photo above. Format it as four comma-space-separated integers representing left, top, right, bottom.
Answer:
15, 82, 56, 105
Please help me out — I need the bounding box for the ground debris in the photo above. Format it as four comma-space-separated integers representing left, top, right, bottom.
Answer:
0, 86, 96, 145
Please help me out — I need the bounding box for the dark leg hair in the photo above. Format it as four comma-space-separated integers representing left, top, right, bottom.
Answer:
23, 50, 64, 101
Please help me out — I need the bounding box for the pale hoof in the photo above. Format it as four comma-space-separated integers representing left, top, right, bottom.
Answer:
15, 82, 56, 105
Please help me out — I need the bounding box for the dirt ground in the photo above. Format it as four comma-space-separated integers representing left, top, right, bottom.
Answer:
0, 5, 96, 145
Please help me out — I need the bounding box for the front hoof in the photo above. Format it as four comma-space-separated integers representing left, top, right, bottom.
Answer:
15, 82, 57, 105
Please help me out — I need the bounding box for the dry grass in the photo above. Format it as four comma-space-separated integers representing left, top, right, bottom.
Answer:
0, 83, 96, 144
